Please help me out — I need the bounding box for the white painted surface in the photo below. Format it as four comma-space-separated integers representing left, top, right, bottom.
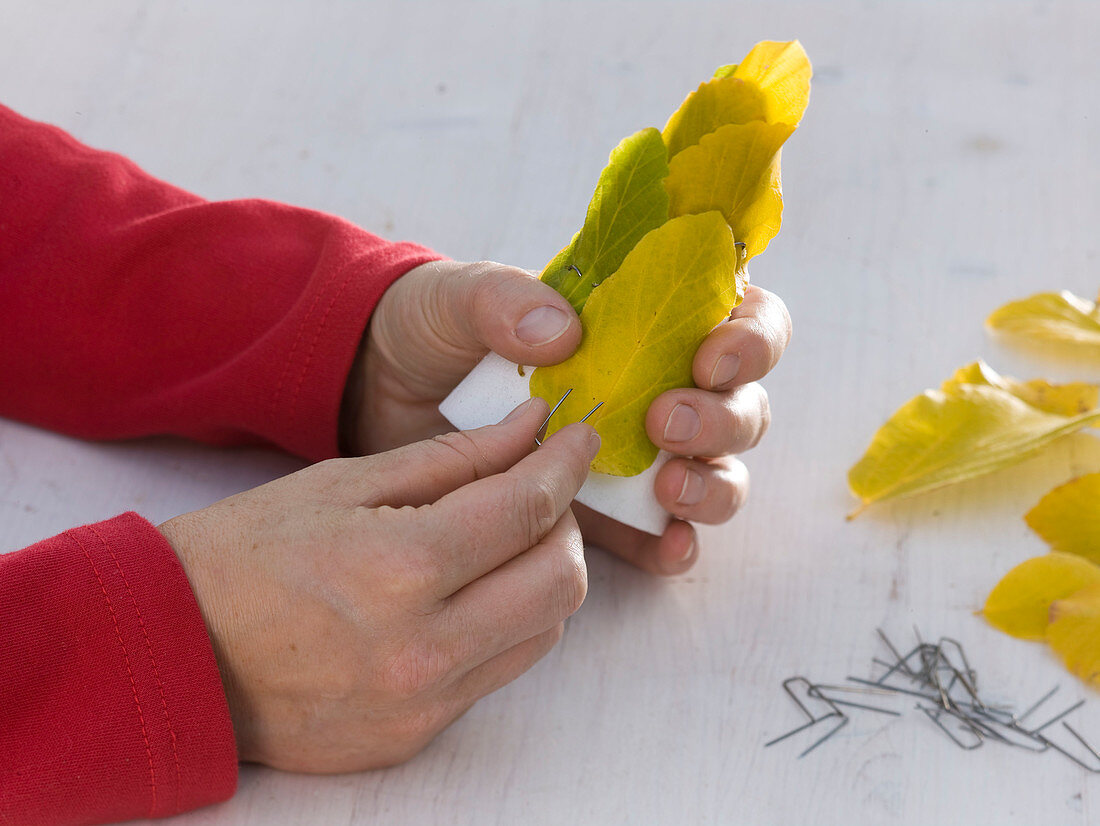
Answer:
3, 2, 1100, 824
439, 352, 671, 536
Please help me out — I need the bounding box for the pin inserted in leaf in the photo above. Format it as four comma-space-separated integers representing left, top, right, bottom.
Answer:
532, 42, 810, 476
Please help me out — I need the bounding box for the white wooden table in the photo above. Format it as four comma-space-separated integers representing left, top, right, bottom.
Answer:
4, 2, 1100, 823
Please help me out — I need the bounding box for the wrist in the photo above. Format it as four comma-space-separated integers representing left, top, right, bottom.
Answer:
339, 330, 368, 456
158, 513, 256, 762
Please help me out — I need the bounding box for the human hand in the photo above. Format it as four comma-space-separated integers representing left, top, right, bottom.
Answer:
346, 260, 791, 577
160, 399, 596, 772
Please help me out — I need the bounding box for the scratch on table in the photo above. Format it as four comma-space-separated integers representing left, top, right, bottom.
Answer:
854, 749, 904, 818
888, 523, 911, 603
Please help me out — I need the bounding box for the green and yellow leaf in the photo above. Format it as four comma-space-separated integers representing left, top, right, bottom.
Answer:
847, 381, 1100, 517
540, 128, 670, 314
981, 553, 1100, 640
986, 290, 1100, 354
530, 211, 744, 476
665, 121, 793, 259
1025, 473, 1100, 563
533, 43, 808, 477
1048, 582, 1100, 685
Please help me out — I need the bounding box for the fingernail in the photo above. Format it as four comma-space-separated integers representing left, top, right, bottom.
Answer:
676, 468, 706, 506
663, 404, 701, 443
515, 305, 571, 346
588, 430, 602, 459
499, 398, 534, 424
709, 354, 741, 388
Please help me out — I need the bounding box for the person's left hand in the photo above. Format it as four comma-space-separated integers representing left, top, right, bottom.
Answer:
343, 259, 791, 575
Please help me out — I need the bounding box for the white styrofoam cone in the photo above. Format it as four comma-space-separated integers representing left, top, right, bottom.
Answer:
438, 352, 671, 536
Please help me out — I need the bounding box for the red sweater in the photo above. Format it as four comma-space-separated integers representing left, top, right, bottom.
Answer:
0, 104, 441, 824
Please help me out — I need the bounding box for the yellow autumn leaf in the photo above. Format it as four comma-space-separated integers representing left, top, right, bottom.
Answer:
665, 121, 793, 259
981, 553, 1100, 640
662, 75, 768, 159
986, 290, 1100, 354
529, 211, 744, 476
731, 40, 812, 127
662, 41, 810, 160
943, 360, 1100, 420
1025, 473, 1100, 563
847, 381, 1100, 517
1048, 582, 1100, 685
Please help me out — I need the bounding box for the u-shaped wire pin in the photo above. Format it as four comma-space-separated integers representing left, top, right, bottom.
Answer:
534, 388, 604, 447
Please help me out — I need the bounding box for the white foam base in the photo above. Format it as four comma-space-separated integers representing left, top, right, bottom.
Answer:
439, 352, 671, 536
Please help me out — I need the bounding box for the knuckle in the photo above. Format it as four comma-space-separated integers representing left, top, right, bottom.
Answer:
753, 389, 772, 448
730, 385, 769, 451
383, 640, 453, 700
776, 299, 793, 346
719, 477, 746, 522
743, 318, 769, 343
518, 479, 559, 545
468, 261, 520, 304
360, 505, 442, 600
736, 475, 751, 515
552, 545, 588, 617
467, 262, 499, 300
391, 564, 442, 609
468, 259, 508, 278
386, 707, 451, 759
759, 289, 793, 343
429, 430, 493, 480
742, 304, 788, 367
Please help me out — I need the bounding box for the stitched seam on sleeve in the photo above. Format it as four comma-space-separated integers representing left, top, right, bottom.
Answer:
268, 278, 330, 424
287, 265, 357, 419
69, 529, 158, 817
89, 523, 182, 815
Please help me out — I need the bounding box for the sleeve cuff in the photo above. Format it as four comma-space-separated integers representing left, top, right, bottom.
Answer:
0, 512, 238, 822
266, 231, 443, 462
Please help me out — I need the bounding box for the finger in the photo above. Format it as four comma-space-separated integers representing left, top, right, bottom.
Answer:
324, 397, 550, 507
693, 286, 792, 390
413, 422, 598, 591
645, 384, 770, 458
653, 456, 749, 524
452, 623, 564, 702
412, 259, 583, 367
438, 509, 584, 669
573, 503, 699, 576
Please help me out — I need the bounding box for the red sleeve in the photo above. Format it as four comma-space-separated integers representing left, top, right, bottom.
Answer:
0, 106, 445, 823
0, 102, 442, 461
0, 514, 238, 824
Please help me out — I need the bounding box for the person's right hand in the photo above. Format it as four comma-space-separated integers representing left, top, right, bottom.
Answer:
158, 397, 596, 773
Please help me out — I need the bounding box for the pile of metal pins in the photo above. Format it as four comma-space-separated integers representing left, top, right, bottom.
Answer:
764, 628, 1100, 770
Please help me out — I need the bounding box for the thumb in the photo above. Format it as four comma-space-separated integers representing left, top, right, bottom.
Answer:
339, 396, 552, 508
410, 260, 583, 367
